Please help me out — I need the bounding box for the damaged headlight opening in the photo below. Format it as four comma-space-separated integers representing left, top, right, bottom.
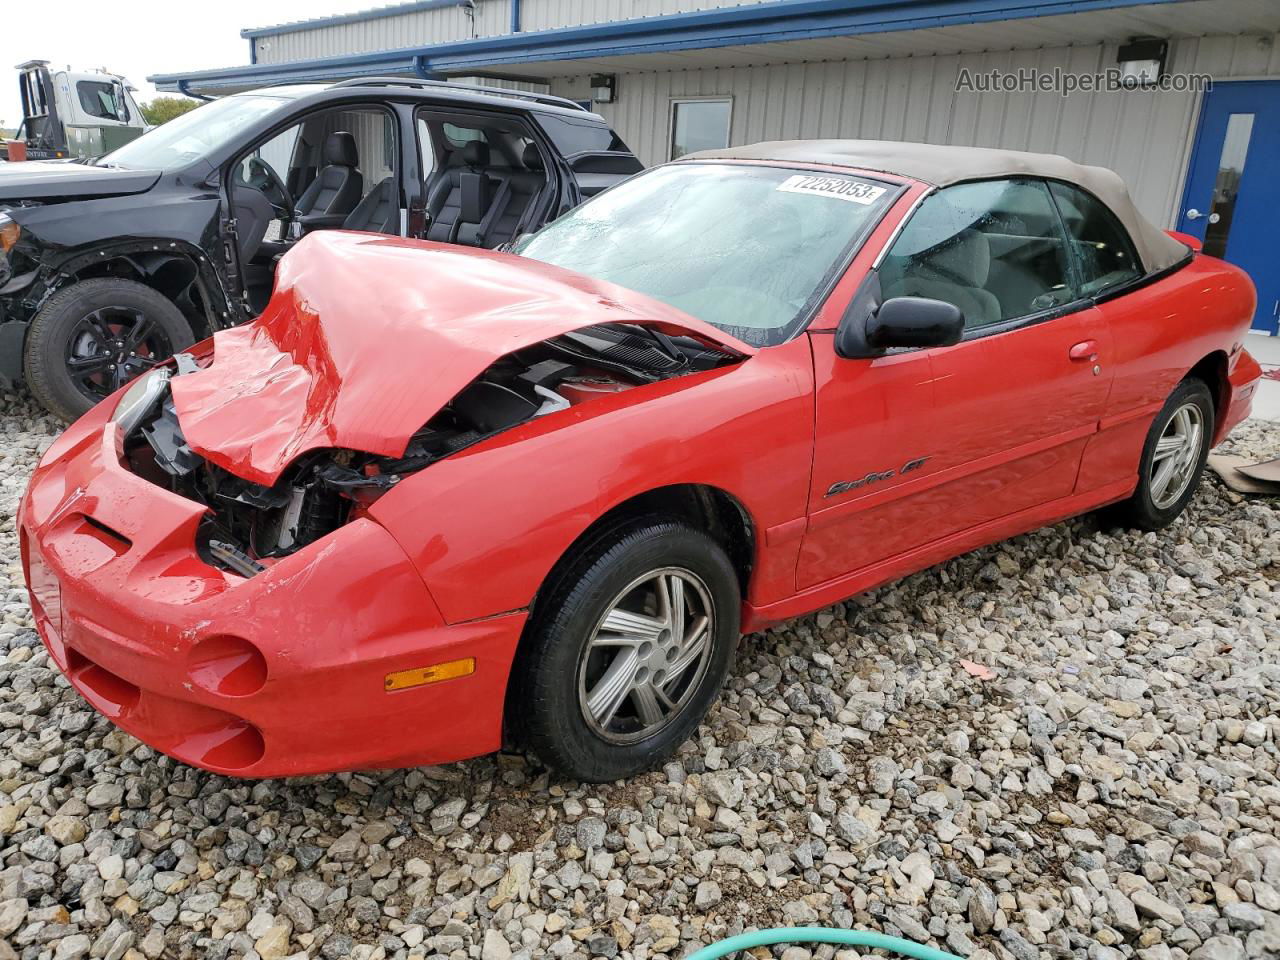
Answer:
115, 325, 737, 579
110, 367, 172, 438
0, 213, 19, 254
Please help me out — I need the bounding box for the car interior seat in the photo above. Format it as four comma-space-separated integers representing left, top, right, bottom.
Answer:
882, 229, 1001, 328
343, 177, 400, 235
426, 141, 504, 245
295, 132, 364, 230
482, 142, 548, 248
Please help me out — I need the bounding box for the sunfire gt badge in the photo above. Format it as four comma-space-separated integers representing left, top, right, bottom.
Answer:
826, 456, 929, 497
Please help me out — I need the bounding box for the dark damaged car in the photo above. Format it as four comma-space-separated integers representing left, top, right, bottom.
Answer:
0, 77, 641, 420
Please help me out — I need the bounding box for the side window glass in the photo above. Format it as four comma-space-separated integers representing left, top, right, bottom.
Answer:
236, 123, 301, 187
416, 117, 437, 181
77, 81, 121, 121
316, 109, 395, 182
443, 123, 487, 148
1048, 182, 1143, 296
537, 114, 631, 156
880, 179, 1075, 330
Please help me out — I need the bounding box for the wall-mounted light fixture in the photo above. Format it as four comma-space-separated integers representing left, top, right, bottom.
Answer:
1117, 37, 1168, 86
590, 74, 617, 104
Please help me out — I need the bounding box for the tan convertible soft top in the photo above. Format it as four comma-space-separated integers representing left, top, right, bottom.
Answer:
687, 139, 1190, 274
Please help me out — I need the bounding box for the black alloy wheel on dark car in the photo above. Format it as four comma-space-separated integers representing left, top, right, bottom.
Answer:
23, 278, 195, 421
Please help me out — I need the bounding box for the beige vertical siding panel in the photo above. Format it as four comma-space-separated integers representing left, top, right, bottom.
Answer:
900, 57, 934, 143
817, 61, 846, 138
648, 73, 669, 165
1049, 45, 1097, 159
780, 63, 804, 140
796, 63, 823, 140
949, 51, 988, 146
840, 59, 868, 140
1025, 47, 1067, 152
877, 58, 906, 141
859, 58, 887, 138
925, 55, 959, 143
741, 65, 765, 149
1008, 48, 1043, 149
969, 49, 1009, 147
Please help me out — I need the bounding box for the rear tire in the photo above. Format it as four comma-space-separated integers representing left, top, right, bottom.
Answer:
510, 519, 740, 782
1108, 377, 1213, 531
24, 278, 194, 422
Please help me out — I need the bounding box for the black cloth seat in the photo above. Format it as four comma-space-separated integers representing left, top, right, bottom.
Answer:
343, 177, 399, 234
296, 132, 363, 229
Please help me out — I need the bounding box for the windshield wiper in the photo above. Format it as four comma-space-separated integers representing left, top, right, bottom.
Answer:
626, 324, 689, 367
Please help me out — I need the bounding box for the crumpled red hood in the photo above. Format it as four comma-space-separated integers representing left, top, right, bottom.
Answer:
171, 231, 752, 486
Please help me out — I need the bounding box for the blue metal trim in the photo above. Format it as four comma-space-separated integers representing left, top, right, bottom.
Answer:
248, 36, 257, 65
241, 0, 468, 39
511, 0, 521, 34
154, 0, 1187, 92
423, 0, 1189, 71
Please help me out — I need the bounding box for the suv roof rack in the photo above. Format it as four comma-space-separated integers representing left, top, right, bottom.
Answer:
328, 76, 590, 112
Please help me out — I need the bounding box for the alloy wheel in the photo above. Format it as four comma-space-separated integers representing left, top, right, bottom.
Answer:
577, 567, 716, 745
65, 307, 169, 403
1150, 401, 1204, 509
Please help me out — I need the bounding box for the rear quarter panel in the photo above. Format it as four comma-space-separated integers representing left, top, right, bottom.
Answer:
1077, 254, 1256, 491
368, 336, 815, 624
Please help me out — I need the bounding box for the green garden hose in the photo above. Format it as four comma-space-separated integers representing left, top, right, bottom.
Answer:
687, 927, 965, 960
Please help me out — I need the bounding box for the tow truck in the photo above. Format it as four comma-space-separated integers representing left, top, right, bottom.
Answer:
2, 60, 147, 162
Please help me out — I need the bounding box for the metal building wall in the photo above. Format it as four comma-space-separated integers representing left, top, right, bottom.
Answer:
517, 0, 777, 32
252, 0, 780, 63
252, 4, 489, 63
549, 32, 1280, 227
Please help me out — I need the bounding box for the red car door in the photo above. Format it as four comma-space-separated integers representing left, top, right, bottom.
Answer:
798, 177, 1112, 590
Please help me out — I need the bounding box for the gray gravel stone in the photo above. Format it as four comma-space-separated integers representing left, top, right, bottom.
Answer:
0, 389, 1276, 960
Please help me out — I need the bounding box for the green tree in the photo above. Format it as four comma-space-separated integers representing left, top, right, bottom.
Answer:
139, 96, 200, 126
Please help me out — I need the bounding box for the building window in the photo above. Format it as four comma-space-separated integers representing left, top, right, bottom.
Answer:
669, 98, 731, 160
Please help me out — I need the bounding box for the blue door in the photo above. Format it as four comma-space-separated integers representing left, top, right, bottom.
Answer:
1179, 80, 1280, 334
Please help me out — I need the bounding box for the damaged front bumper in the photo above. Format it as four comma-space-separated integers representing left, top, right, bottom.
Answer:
20, 405, 523, 777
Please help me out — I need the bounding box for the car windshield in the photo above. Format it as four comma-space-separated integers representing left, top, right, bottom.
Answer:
99, 94, 291, 171
515, 163, 896, 346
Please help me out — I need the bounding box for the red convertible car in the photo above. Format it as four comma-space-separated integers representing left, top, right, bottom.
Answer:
20, 140, 1261, 781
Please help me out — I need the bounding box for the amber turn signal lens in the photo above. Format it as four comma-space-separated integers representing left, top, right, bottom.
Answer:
384, 657, 475, 691
0, 219, 19, 253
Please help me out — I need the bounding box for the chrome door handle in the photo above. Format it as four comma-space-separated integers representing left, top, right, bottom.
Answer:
1186, 208, 1221, 224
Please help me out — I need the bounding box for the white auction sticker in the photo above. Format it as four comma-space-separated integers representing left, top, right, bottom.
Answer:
776, 174, 887, 205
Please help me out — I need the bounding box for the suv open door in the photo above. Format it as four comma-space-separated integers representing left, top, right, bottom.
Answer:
534, 112, 644, 198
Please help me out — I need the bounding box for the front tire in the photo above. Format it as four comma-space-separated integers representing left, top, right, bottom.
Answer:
510, 519, 740, 782
24, 278, 195, 422
1109, 377, 1214, 531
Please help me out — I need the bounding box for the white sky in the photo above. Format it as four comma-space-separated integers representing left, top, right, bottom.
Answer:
3, 0, 373, 128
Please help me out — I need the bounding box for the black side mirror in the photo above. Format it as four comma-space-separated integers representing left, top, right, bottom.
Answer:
867, 296, 965, 350
835, 275, 967, 358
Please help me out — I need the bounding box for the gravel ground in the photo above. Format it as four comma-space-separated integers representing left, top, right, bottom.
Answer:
0, 384, 1277, 960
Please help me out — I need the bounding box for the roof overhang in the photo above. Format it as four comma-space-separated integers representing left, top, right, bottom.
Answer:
150, 0, 1279, 95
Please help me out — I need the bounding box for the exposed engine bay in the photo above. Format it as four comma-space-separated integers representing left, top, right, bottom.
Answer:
119, 325, 736, 578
